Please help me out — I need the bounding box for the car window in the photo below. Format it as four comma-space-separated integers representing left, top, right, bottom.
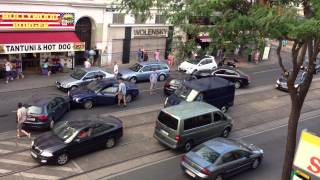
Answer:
151, 64, 161, 71
161, 64, 169, 70
84, 72, 96, 80
213, 113, 223, 122
142, 65, 152, 72
97, 71, 106, 77
47, 101, 57, 110
77, 128, 92, 139
199, 59, 210, 66
225, 70, 238, 76
184, 113, 212, 130
233, 150, 251, 160
222, 152, 236, 163
214, 70, 225, 75
192, 144, 220, 164
53, 97, 64, 105
101, 86, 118, 94
91, 124, 114, 136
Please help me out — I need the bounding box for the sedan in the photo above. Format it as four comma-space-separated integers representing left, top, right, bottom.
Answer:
69, 79, 139, 109
276, 70, 306, 91
181, 138, 264, 180
178, 55, 217, 74
24, 95, 70, 130
56, 67, 114, 91
31, 116, 123, 165
119, 61, 170, 83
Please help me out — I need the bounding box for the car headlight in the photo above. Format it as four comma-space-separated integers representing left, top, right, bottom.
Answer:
41, 151, 53, 157
294, 84, 299, 88
73, 97, 81, 102
276, 80, 280, 84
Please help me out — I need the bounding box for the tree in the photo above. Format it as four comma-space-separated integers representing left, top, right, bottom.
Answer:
119, 0, 320, 179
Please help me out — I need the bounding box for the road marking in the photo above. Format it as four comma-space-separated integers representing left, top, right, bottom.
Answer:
0, 149, 12, 154
0, 168, 60, 179
0, 149, 31, 157
252, 68, 279, 75
71, 160, 84, 173
0, 141, 30, 148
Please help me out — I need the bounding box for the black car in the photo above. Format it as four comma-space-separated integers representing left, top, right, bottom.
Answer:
24, 95, 70, 130
31, 116, 123, 165
276, 70, 306, 91
164, 78, 183, 96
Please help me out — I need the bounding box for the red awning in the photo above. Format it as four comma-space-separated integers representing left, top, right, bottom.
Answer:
0, 32, 81, 44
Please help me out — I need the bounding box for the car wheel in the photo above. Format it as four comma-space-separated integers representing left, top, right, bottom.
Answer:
251, 158, 261, 169
214, 175, 223, 180
84, 100, 93, 109
221, 106, 228, 113
235, 81, 241, 89
130, 77, 137, 83
184, 141, 193, 152
125, 94, 132, 103
57, 153, 69, 165
158, 74, 166, 81
70, 86, 78, 91
105, 137, 116, 149
49, 118, 55, 129
221, 127, 231, 138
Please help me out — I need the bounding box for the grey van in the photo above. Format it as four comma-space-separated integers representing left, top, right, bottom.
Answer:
154, 101, 233, 152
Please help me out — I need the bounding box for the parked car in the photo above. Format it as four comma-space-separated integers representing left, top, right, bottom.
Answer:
31, 116, 123, 165
178, 56, 217, 74
119, 61, 170, 83
56, 67, 114, 91
165, 77, 235, 112
192, 67, 251, 89
23, 95, 70, 130
181, 138, 264, 180
154, 101, 233, 152
69, 79, 139, 109
276, 70, 306, 91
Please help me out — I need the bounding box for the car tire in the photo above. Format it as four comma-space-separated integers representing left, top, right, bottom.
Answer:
158, 74, 166, 81
251, 158, 261, 169
84, 100, 93, 110
70, 86, 78, 91
125, 94, 132, 103
105, 137, 116, 149
221, 106, 228, 113
235, 81, 241, 89
221, 127, 231, 138
130, 77, 137, 83
57, 153, 69, 166
214, 175, 223, 180
184, 141, 193, 152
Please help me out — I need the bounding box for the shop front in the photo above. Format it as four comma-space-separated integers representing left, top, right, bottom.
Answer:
0, 11, 85, 77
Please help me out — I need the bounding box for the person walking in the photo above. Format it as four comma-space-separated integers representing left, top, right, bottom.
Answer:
137, 49, 143, 62
154, 49, 160, 62
5, 59, 13, 84
167, 53, 174, 67
143, 51, 149, 61
16, 58, 24, 79
84, 58, 91, 68
149, 69, 158, 95
116, 78, 127, 107
113, 61, 119, 78
16, 103, 31, 138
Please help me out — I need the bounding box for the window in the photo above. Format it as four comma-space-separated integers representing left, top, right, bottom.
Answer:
155, 15, 166, 24
222, 152, 235, 163
53, 97, 64, 105
101, 86, 118, 94
184, 113, 212, 130
151, 64, 161, 71
161, 64, 168, 70
233, 150, 251, 160
225, 70, 238, 76
135, 14, 146, 24
97, 71, 106, 77
158, 111, 178, 130
192, 144, 220, 164
213, 113, 223, 122
200, 59, 211, 66
84, 72, 96, 80
214, 70, 225, 75
113, 14, 125, 24
47, 101, 57, 110
142, 66, 152, 72
92, 124, 114, 136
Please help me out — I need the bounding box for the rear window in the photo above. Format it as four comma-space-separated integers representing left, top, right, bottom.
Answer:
193, 144, 220, 164
27, 106, 43, 115
158, 111, 178, 130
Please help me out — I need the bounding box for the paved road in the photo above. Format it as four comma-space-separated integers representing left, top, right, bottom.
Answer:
106, 113, 320, 180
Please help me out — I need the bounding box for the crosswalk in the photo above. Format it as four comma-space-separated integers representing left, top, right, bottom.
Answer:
0, 136, 83, 180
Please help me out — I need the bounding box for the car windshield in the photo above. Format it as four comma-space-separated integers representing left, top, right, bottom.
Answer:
175, 85, 200, 102
70, 69, 87, 80
86, 81, 104, 92
53, 121, 78, 143
27, 105, 43, 115
129, 63, 143, 72
192, 144, 220, 164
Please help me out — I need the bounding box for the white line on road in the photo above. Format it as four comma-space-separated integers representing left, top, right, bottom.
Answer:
252, 68, 279, 75
0, 168, 60, 180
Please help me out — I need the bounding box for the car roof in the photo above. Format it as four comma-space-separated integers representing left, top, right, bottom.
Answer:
28, 94, 60, 106
214, 66, 246, 75
162, 102, 219, 120
68, 116, 121, 129
183, 77, 233, 92
136, 61, 168, 66
204, 138, 247, 154
81, 67, 105, 72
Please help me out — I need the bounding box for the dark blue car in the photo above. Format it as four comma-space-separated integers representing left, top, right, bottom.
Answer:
69, 79, 139, 109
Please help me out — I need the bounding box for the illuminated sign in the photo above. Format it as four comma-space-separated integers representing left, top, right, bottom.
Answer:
0, 12, 75, 31
0, 42, 85, 54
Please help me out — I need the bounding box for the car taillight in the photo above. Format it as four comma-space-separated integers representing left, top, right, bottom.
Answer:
175, 135, 180, 142
200, 168, 211, 175
38, 115, 48, 121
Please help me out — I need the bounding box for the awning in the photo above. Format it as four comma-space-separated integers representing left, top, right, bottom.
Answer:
0, 32, 85, 54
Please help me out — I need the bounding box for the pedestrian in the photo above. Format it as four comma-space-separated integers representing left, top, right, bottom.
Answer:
16, 58, 24, 79
113, 61, 119, 78
167, 53, 174, 67
116, 78, 127, 107
84, 49, 89, 59
89, 48, 96, 64
154, 49, 160, 62
16, 102, 31, 138
84, 58, 91, 68
137, 49, 143, 62
143, 51, 149, 61
149, 69, 158, 95
4, 59, 13, 84
42, 59, 49, 76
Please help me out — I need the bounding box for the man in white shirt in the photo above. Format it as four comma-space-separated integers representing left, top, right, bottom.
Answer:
149, 69, 158, 95
84, 58, 91, 68
16, 102, 31, 138
113, 61, 119, 78
5, 59, 13, 84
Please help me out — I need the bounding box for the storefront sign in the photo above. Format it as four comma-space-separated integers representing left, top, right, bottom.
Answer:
0, 42, 85, 54
293, 131, 320, 178
0, 12, 75, 31
132, 27, 168, 38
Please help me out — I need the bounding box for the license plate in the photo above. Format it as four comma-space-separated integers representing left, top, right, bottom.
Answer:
185, 169, 196, 178
160, 129, 169, 136
27, 117, 35, 121
31, 151, 37, 158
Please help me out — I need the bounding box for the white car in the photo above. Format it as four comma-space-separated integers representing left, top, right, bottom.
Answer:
178, 55, 217, 74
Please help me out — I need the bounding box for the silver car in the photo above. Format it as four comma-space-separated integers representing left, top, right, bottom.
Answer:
119, 61, 170, 83
56, 67, 114, 91
181, 138, 264, 180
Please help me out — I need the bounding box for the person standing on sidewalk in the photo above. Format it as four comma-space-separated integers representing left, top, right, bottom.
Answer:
113, 61, 119, 78
5, 59, 13, 84
116, 78, 127, 107
143, 51, 149, 61
137, 49, 143, 62
167, 53, 174, 67
16, 102, 31, 138
84, 58, 91, 68
154, 49, 160, 62
149, 69, 158, 95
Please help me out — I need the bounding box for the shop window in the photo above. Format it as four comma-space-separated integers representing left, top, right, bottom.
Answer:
113, 14, 125, 24
135, 14, 146, 24
155, 15, 166, 24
